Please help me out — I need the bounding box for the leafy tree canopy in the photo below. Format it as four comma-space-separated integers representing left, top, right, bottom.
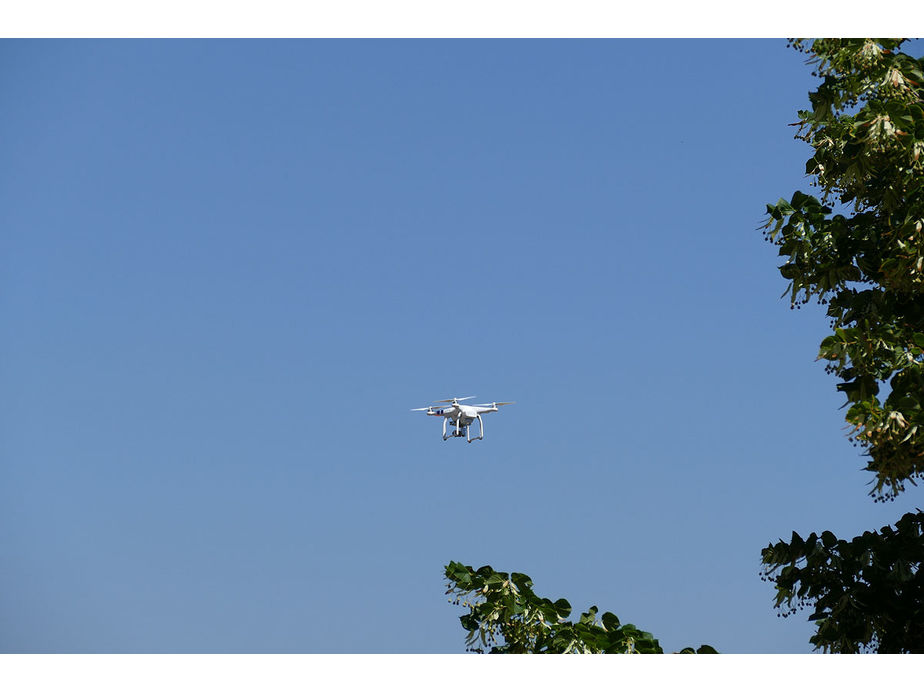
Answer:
763, 38, 924, 500
761, 38, 924, 653
444, 561, 717, 654
761, 511, 924, 653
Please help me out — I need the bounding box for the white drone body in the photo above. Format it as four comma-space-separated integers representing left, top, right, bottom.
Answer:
411, 396, 514, 443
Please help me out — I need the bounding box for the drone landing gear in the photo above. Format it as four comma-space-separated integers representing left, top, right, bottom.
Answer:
442, 417, 467, 441
442, 415, 484, 443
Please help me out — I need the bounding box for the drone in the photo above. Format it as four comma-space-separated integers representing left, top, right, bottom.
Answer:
411, 396, 514, 442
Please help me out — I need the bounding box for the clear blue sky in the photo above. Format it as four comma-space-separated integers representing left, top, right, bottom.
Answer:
2, 39, 921, 654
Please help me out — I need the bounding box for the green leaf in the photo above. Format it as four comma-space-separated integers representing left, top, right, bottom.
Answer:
601, 611, 620, 631
578, 606, 598, 625
553, 598, 571, 619
510, 572, 532, 591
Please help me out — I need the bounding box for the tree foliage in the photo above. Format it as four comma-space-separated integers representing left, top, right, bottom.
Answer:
760, 38, 924, 653
763, 38, 924, 500
444, 561, 717, 654
760, 512, 924, 653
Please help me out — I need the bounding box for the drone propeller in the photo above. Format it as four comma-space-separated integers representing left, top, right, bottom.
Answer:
434, 396, 476, 404
475, 401, 515, 407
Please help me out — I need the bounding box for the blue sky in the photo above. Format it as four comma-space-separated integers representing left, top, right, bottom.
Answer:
3, 39, 922, 654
